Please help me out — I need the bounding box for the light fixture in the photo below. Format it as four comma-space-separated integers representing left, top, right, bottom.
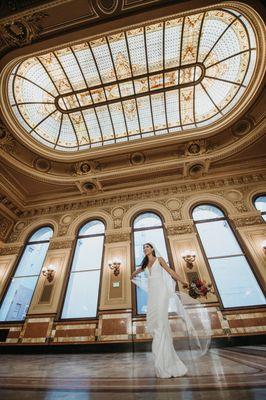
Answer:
108, 259, 121, 276
42, 264, 56, 282
262, 240, 266, 254
182, 251, 196, 269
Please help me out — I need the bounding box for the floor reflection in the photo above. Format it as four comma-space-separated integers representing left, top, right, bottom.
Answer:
0, 345, 265, 399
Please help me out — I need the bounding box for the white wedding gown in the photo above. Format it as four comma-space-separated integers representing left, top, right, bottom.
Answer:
145, 258, 188, 378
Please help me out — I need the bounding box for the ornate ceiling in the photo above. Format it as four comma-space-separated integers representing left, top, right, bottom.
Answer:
6, 8, 258, 151
0, 0, 265, 228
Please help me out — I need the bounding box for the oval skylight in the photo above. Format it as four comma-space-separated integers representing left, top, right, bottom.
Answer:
7, 7, 257, 152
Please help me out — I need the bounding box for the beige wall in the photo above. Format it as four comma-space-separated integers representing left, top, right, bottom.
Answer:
0, 175, 265, 321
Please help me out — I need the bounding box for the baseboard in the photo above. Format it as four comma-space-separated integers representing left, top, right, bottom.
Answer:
0, 334, 265, 354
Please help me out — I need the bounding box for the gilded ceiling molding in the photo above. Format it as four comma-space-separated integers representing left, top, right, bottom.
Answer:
13, 171, 266, 219
0, 119, 264, 186
0, 193, 22, 217
0, 12, 47, 53
91, 0, 122, 17
0, 121, 16, 153
210, 118, 266, 162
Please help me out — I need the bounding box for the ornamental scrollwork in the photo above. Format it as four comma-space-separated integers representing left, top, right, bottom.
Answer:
0, 12, 47, 48
166, 224, 194, 235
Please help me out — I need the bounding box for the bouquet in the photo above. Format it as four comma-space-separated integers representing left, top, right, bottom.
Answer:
185, 278, 214, 299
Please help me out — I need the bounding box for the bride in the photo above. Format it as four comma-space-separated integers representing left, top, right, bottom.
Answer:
130, 242, 211, 379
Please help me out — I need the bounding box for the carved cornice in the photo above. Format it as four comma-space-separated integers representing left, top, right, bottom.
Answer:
232, 216, 264, 227
49, 240, 74, 250
17, 172, 266, 218
105, 232, 131, 243
0, 12, 47, 52
0, 193, 22, 217
166, 224, 194, 236
0, 122, 16, 153
0, 245, 21, 255
0, 213, 13, 241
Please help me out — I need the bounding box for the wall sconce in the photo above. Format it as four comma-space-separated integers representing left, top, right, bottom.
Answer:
262, 240, 266, 254
108, 259, 121, 276
182, 251, 196, 269
42, 264, 56, 282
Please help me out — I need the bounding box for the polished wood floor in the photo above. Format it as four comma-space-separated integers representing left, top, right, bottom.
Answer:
0, 345, 265, 399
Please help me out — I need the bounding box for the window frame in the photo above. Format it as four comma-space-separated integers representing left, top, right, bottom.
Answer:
253, 193, 266, 221
191, 202, 266, 311
130, 210, 174, 317
0, 225, 54, 324
58, 218, 106, 322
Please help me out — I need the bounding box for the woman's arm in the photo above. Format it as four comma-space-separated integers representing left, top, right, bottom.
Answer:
130, 267, 143, 280
158, 257, 188, 287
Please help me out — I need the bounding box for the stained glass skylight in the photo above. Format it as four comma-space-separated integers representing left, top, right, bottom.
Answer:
7, 8, 257, 152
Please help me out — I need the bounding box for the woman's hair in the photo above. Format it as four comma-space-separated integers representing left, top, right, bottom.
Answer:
141, 243, 156, 270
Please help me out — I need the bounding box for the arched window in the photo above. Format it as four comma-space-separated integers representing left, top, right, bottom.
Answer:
61, 220, 105, 319
253, 195, 266, 222
192, 204, 266, 308
0, 226, 53, 322
132, 212, 169, 314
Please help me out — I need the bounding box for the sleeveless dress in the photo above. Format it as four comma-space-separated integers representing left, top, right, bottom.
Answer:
145, 258, 188, 378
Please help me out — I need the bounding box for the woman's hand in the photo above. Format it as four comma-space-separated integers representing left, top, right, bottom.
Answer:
130, 267, 142, 280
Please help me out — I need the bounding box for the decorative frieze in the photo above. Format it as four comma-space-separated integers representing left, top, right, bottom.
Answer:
0, 215, 13, 241
105, 232, 131, 243
0, 126, 16, 154
0, 246, 21, 255
166, 224, 194, 236
233, 216, 264, 227
15, 172, 266, 218
0, 194, 22, 217
0, 12, 47, 48
49, 240, 74, 250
